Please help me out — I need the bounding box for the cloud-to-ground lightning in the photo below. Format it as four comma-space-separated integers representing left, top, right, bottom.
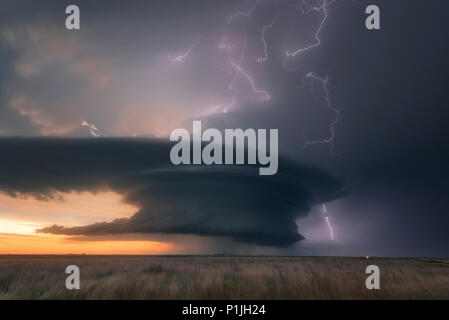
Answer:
227, 0, 261, 25
322, 203, 334, 240
168, 41, 199, 63
256, 14, 279, 63
81, 121, 101, 137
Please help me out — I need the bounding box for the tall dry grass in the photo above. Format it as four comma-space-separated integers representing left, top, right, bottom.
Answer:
0, 256, 447, 299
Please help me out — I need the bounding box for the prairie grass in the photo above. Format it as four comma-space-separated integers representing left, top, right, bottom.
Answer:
0, 256, 447, 299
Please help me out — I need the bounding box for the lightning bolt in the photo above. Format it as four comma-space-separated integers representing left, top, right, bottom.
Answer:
256, 14, 279, 63
304, 71, 339, 154
322, 203, 334, 240
283, 0, 340, 154
286, 0, 335, 57
227, 0, 261, 25
226, 31, 247, 91
229, 60, 271, 101
168, 41, 199, 62
226, 30, 271, 101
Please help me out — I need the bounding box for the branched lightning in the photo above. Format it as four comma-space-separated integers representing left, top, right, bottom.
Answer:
286, 0, 335, 57
283, 0, 340, 154
167, 0, 342, 153
225, 30, 270, 101
304, 72, 339, 154
162, 0, 347, 246
229, 60, 271, 101
256, 14, 279, 63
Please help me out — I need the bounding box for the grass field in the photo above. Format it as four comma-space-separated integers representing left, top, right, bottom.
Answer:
0, 256, 448, 299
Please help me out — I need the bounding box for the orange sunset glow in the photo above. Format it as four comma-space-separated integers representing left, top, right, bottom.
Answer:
0, 191, 174, 254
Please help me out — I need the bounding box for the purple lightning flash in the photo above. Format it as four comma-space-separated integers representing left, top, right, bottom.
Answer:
168, 0, 341, 152
283, 0, 340, 154
286, 0, 335, 57
322, 203, 334, 240
224, 30, 271, 102
304, 72, 339, 154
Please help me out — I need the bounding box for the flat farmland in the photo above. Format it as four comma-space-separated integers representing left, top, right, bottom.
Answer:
0, 256, 447, 299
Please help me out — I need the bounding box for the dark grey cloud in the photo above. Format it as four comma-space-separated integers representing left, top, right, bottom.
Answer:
0, 137, 345, 246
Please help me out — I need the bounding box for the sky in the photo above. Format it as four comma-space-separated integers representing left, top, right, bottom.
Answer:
0, 0, 448, 257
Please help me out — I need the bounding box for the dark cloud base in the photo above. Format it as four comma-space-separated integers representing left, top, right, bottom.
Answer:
0, 137, 345, 246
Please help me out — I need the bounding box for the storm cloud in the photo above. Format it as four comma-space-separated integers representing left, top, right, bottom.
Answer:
0, 137, 345, 246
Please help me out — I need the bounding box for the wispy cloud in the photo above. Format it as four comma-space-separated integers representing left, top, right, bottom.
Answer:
81, 121, 101, 137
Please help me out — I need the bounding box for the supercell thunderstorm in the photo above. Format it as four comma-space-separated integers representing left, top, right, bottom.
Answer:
168, 0, 344, 240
